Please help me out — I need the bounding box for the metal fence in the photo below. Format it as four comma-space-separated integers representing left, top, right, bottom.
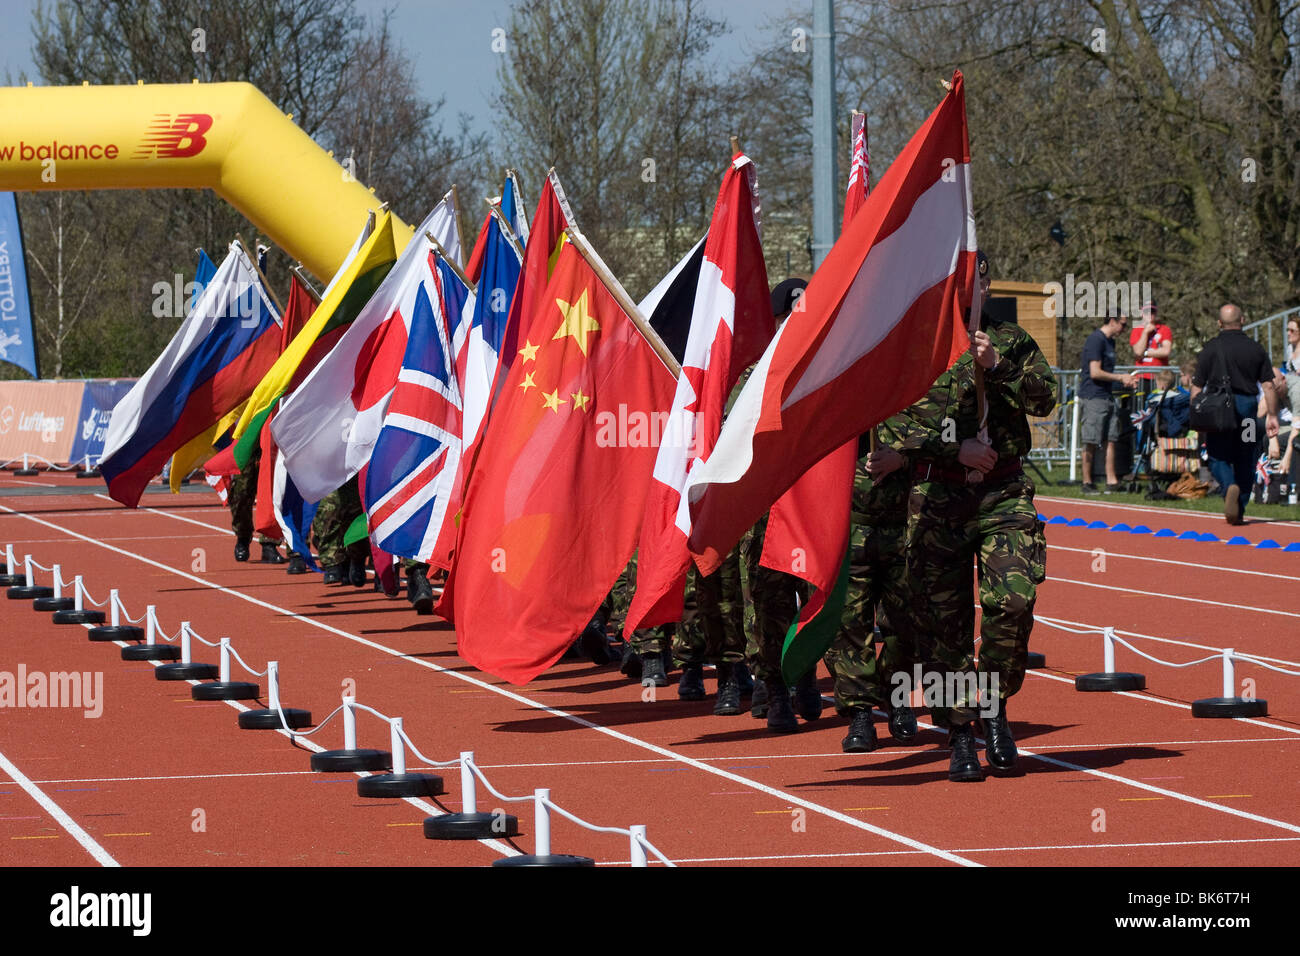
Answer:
1245, 304, 1300, 367
1029, 365, 1162, 482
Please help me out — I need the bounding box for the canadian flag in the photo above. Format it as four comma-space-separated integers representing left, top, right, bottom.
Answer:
622, 154, 774, 636
685, 72, 977, 573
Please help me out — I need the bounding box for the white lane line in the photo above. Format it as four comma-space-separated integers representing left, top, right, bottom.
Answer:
8, 770, 320, 785
597, 836, 1300, 865
1049, 543, 1300, 583
6, 503, 978, 867
1048, 575, 1300, 619
94, 493, 235, 537
0, 748, 119, 866
1036, 494, 1300, 529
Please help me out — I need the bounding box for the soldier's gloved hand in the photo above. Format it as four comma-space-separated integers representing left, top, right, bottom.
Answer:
865, 446, 903, 478
958, 438, 997, 473
970, 330, 1000, 369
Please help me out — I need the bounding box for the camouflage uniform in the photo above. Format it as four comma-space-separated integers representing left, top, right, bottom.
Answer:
604, 554, 671, 655
892, 318, 1057, 727
822, 426, 916, 715
228, 446, 277, 546
673, 549, 746, 666
314, 475, 370, 569
741, 513, 808, 682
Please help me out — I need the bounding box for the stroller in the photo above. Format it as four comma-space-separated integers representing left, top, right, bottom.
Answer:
1124, 383, 1195, 496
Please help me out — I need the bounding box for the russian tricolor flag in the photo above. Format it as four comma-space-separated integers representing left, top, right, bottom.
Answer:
100, 242, 281, 508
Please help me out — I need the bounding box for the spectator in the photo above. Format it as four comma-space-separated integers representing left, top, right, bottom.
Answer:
1259, 369, 1293, 503
1079, 311, 1138, 493
1191, 304, 1279, 524
1131, 299, 1173, 371
1284, 316, 1300, 416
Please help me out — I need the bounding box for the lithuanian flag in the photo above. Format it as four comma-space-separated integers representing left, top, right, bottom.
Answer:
230, 211, 399, 468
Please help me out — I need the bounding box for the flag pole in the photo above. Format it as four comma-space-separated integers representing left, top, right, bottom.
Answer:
425, 232, 477, 294
561, 225, 681, 378
290, 264, 322, 304
235, 234, 285, 315
448, 185, 468, 266
485, 197, 525, 262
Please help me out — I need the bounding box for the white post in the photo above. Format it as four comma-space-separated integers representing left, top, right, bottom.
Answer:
218, 638, 231, 683
73, 576, 84, 612
534, 789, 551, 857
342, 696, 357, 750
145, 605, 157, 645
630, 825, 648, 867
83, 453, 91, 471
1222, 649, 1235, 699
109, 590, 120, 627
267, 662, 281, 710
1069, 388, 1081, 482
21, 452, 28, 471
52, 565, 62, 599
5, 544, 13, 570
1103, 627, 1116, 673
390, 718, 406, 775
180, 622, 192, 663
460, 751, 477, 814
24, 555, 34, 587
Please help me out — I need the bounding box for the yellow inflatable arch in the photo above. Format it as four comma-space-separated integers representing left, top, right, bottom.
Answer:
0, 81, 413, 279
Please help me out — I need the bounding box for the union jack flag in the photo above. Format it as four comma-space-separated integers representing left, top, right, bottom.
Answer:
363, 257, 465, 561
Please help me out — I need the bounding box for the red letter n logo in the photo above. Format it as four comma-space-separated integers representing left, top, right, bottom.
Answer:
135, 114, 214, 158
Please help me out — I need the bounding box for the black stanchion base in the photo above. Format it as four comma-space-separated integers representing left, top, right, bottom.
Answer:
8, 586, 53, 600
89, 625, 144, 642
13, 469, 39, 476
75, 470, 101, 479
53, 609, 105, 624
1075, 671, 1146, 692
1026, 652, 1047, 669
492, 854, 596, 867
357, 772, 445, 799
1191, 697, 1268, 718
191, 681, 259, 701
154, 661, 219, 681
0, 574, 24, 587
238, 707, 312, 730
310, 749, 392, 773
121, 644, 180, 661
34, 596, 75, 612
424, 812, 520, 840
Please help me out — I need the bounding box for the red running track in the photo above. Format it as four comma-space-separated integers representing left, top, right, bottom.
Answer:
1, 486, 1298, 867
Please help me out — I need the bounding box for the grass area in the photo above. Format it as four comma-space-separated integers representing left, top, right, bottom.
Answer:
1028, 465, 1300, 523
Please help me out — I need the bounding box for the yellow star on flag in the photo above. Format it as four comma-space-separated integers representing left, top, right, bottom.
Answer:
518, 340, 539, 362
553, 289, 600, 355
519, 371, 537, 393
541, 388, 567, 413
571, 389, 591, 411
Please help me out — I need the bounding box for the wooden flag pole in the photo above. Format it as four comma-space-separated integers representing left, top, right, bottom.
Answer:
448, 184, 468, 266
506, 168, 530, 242
425, 232, 476, 294
235, 233, 285, 315
485, 197, 525, 263
561, 225, 681, 378
729, 135, 742, 156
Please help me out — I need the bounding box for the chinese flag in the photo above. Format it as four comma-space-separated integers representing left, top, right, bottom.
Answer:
438, 238, 676, 684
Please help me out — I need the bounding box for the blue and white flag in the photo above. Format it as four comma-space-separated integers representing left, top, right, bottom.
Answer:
0, 193, 38, 378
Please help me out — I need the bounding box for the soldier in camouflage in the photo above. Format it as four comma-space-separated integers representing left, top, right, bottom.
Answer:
228, 444, 284, 564
672, 551, 751, 714
822, 425, 920, 753
891, 250, 1057, 781
315, 475, 370, 586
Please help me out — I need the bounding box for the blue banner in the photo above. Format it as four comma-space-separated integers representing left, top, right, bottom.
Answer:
69, 379, 136, 466
0, 192, 38, 378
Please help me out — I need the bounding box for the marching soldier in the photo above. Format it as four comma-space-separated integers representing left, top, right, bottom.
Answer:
228, 444, 285, 564
315, 476, 370, 586
892, 250, 1057, 781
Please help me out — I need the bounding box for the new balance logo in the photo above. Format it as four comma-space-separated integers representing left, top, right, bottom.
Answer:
134, 113, 213, 158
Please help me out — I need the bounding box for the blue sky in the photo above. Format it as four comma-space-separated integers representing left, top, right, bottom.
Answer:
2, 0, 804, 139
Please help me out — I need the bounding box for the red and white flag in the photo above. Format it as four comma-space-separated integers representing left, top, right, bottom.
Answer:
622, 154, 773, 635
686, 72, 977, 573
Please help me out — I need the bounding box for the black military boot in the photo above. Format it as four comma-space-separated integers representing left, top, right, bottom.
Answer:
713, 667, 742, 716
640, 652, 668, 687
733, 662, 754, 698
260, 542, 285, 564
947, 722, 984, 782
234, 539, 251, 562
841, 708, 879, 753
888, 702, 919, 743
348, 557, 367, 587
323, 564, 344, 585
765, 680, 799, 734
982, 706, 1018, 771
286, 553, 308, 575
677, 664, 706, 700
620, 643, 643, 682
750, 676, 769, 718
580, 612, 612, 664
408, 568, 435, 614
792, 669, 823, 721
